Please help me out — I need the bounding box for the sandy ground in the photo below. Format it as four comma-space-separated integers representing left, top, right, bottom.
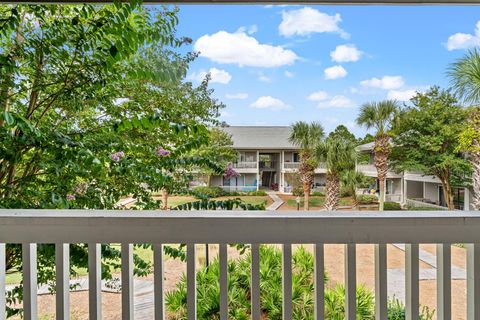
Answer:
24, 243, 467, 319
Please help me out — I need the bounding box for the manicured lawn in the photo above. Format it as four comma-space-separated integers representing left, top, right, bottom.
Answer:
281, 195, 354, 210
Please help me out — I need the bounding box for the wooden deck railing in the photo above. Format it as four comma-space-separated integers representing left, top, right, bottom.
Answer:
0, 210, 480, 319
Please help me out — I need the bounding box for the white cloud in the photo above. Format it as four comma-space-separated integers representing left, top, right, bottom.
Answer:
344, 121, 357, 130
279, 7, 349, 38
317, 95, 355, 109
194, 31, 298, 68
445, 21, 480, 51
258, 73, 271, 82
324, 65, 347, 80
360, 75, 404, 90
237, 25, 258, 35
307, 91, 329, 101
187, 67, 232, 84
250, 96, 291, 110
284, 70, 295, 78
387, 89, 418, 101
225, 93, 249, 100
330, 44, 362, 63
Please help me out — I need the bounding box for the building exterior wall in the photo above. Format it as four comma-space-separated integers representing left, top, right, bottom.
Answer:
406, 180, 423, 199
424, 182, 440, 204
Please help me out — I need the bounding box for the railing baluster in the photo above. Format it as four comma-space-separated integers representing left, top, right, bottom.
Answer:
314, 243, 324, 320
467, 243, 480, 320
88, 243, 102, 320
55, 243, 70, 320
375, 244, 387, 320
187, 243, 197, 320
345, 244, 356, 320
283, 244, 292, 320
154, 244, 165, 320
121, 243, 134, 320
219, 244, 228, 320
437, 243, 451, 320
405, 244, 419, 320
22, 243, 37, 320
251, 243, 261, 320
0, 243, 5, 320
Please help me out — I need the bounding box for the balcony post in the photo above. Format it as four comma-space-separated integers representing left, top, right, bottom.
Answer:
22, 243, 37, 320
405, 244, 419, 320
88, 243, 102, 320
345, 244, 356, 320
314, 243, 324, 320
187, 244, 196, 320
282, 244, 292, 320
0, 243, 5, 320
154, 244, 165, 320
436, 243, 451, 320
467, 243, 480, 320
375, 244, 387, 320
121, 243, 134, 320
251, 243, 261, 320
55, 243, 70, 320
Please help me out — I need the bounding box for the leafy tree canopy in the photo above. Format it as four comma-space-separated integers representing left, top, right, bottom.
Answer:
391, 87, 471, 208
0, 3, 226, 314
327, 125, 358, 145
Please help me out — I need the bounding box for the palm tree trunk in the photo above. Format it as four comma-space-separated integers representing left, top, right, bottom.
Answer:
374, 135, 390, 212
161, 188, 168, 210
303, 179, 310, 211
325, 173, 340, 211
472, 152, 480, 210
378, 178, 386, 211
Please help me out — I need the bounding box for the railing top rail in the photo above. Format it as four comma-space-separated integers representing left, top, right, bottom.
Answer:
1, 210, 480, 244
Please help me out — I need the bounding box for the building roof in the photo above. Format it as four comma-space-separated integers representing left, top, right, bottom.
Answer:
356, 141, 375, 152
221, 126, 297, 150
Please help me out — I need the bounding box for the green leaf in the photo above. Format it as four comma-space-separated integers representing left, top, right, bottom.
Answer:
3, 111, 14, 126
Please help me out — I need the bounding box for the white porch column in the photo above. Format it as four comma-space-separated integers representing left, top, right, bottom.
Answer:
465, 187, 471, 211
403, 178, 408, 205
256, 151, 260, 191
423, 182, 426, 199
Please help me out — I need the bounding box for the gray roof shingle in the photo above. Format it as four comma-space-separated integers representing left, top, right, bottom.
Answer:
221, 126, 297, 150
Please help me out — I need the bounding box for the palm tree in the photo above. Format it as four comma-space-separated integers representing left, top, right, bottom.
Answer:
316, 138, 357, 211
448, 49, 480, 210
289, 121, 324, 210
340, 170, 366, 209
356, 100, 399, 211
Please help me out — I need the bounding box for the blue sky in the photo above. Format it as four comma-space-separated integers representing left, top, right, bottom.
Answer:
173, 5, 480, 137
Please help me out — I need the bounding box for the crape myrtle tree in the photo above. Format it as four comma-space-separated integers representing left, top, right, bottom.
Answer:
390, 87, 471, 210
0, 3, 225, 315
448, 48, 480, 210
356, 100, 399, 211
190, 127, 237, 188
288, 121, 324, 211
316, 137, 357, 211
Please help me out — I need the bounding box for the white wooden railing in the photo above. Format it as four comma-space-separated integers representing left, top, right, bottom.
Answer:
1, 210, 480, 320
385, 194, 402, 202
405, 198, 449, 210
283, 162, 300, 169
232, 161, 257, 169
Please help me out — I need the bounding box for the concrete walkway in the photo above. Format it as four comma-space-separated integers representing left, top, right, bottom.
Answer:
266, 191, 284, 210
387, 244, 466, 302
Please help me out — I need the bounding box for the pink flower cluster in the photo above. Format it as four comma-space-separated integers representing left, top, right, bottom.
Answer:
74, 182, 88, 195
66, 194, 76, 201
223, 163, 240, 180
156, 147, 171, 157
110, 151, 125, 162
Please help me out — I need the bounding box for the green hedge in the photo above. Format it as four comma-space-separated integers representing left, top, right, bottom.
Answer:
384, 201, 402, 210
357, 194, 379, 205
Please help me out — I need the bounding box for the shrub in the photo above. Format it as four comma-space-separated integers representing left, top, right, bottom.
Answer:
292, 186, 304, 196
192, 186, 225, 198
384, 201, 402, 210
388, 298, 435, 320
357, 194, 378, 205
311, 191, 325, 197
340, 186, 353, 197
165, 245, 435, 319
246, 190, 267, 196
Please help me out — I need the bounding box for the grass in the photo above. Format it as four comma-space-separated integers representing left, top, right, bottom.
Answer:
286, 196, 353, 209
